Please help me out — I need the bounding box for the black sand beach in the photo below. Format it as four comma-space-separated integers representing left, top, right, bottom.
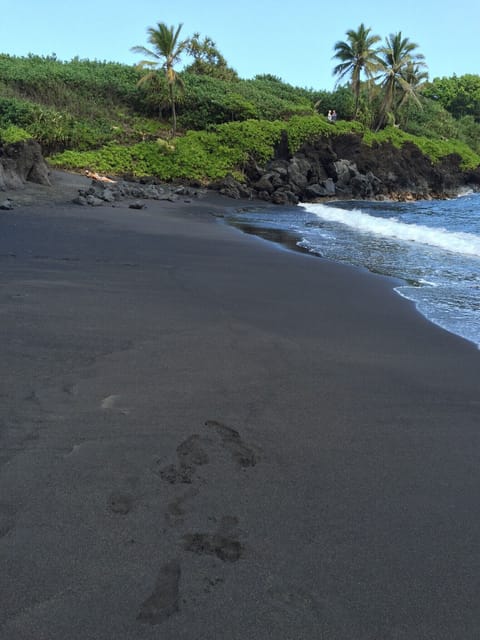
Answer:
1, 176, 480, 639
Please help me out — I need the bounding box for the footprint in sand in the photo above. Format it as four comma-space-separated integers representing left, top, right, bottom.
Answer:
166, 487, 199, 526
107, 491, 134, 515
137, 559, 181, 625
204, 419, 259, 468
153, 434, 210, 485
143, 422, 258, 613
183, 515, 243, 563
0, 503, 16, 538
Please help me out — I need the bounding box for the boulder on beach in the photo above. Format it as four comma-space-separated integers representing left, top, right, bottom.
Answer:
0, 139, 51, 191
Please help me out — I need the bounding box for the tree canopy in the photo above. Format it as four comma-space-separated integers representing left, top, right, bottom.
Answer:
422, 74, 480, 121
131, 22, 187, 135
332, 23, 381, 118
374, 31, 427, 130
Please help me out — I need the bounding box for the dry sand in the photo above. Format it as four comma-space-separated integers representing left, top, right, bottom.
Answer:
1, 173, 480, 639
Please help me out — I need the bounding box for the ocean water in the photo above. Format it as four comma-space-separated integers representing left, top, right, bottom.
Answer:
226, 192, 480, 349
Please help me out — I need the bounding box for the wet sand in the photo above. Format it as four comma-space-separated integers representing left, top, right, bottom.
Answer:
1, 176, 480, 639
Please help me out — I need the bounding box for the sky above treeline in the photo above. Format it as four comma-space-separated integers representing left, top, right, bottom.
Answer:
1, 0, 478, 90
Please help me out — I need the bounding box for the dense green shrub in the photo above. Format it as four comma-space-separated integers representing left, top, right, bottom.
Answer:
0, 89, 164, 153
0, 54, 143, 110
213, 119, 284, 163
422, 75, 480, 121
313, 86, 356, 121
0, 96, 112, 151
177, 73, 315, 130
49, 133, 245, 181
178, 74, 258, 129
398, 97, 459, 139
234, 77, 314, 120
363, 126, 480, 169
456, 115, 480, 155
284, 114, 363, 152
0, 124, 32, 143
0, 96, 35, 127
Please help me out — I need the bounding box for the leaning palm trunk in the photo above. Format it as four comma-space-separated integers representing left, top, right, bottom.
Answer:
374, 32, 427, 131
169, 82, 177, 136
375, 77, 395, 131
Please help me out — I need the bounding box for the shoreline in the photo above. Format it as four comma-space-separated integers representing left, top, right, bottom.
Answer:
2, 177, 480, 638
224, 206, 480, 352
3, 165, 477, 210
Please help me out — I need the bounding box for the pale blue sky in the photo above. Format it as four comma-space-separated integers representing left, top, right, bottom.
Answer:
1, 0, 478, 90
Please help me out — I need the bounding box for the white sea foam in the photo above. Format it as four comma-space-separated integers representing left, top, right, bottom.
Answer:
301, 203, 480, 258
417, 278, 439, 287
457, 187, 474, 197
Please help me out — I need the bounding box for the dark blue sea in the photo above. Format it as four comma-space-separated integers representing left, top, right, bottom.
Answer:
226, 192, 480, 349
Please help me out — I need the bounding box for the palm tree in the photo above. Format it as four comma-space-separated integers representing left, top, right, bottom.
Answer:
396, 61, 429, 130
374, 32, 427, 130
131, 22, 187, 135
332, 24, 381, 118
397, 61, 429, 110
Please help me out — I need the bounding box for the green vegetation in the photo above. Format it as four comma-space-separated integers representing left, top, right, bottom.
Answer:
332, 26, 429, 130
131, 22, 188, 136
373, 32, 426, 130
332, 23, 381, 118
1, 20, 480, 183
48, 115, 480, 181
362, 126, 480, 169
0, 124, 32, 144
422, 74, 480, 120
184, 33, 238, 81
49, 133, 245, 182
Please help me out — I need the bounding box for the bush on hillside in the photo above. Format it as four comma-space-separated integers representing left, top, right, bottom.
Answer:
177, 73, 315, 130
0, 124, 32, 144
0, 54, 143, 110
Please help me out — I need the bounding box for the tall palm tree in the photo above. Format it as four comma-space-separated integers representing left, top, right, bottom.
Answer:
332, 24, 381, 118
375, 32, 427, 130
131, 22, 187, 135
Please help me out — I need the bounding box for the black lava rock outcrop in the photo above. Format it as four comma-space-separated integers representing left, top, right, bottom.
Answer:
0, 140, 51, 190
210, 132, 480, 204
72, 178, 203, 207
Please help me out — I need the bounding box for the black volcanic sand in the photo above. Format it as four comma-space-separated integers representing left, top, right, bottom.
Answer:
1, 175, 480, 639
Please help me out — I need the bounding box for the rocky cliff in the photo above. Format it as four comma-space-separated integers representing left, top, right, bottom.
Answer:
212, 132, 480, 204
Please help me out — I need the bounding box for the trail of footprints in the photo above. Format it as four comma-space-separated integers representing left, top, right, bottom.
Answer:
107, 418, 259, 626
1, 386, 259, 625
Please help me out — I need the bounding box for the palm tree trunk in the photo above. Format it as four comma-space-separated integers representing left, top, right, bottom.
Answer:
169, 83, 176, 136
352, 80, 359, 119
354, 93, 360, 120
375, 78, 394, 131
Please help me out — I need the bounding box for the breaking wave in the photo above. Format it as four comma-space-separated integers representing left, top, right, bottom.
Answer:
301, 203, 480, 258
